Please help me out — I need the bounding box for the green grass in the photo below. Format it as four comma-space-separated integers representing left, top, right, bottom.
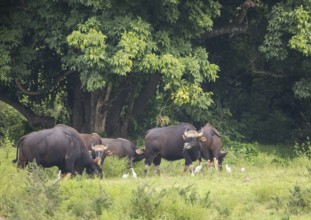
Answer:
0, 141, 310, 220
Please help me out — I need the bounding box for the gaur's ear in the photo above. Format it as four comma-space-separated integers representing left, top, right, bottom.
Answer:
135, 149, 144, 155
107, 150, 114, 156
199, 136, 207, 142
219, 151, 227, 159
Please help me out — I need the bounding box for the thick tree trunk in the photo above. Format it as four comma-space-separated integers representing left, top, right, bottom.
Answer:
133, 73, 161, 118
105, 80, 129, 137
0, 92, 54, 128
69, 73, 161, 137
106, 73, 161, 138
94, 82, 112, 134
71, 76, 92, 133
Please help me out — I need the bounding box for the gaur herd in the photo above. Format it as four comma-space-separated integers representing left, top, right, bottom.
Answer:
12, 123, 227, 178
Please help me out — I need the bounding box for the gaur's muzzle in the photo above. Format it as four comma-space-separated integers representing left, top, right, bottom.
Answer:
183, 142, 192, 149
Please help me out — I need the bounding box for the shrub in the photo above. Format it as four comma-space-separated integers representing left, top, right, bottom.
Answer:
130, 183, 213, 220
293, 137, 311, 159
1, 162, 60, 219
287, 185, 311, 215
130, 183, 164, 219
102, 156, 129, 178
0, 101, 27, 142
224, 141, 259, 165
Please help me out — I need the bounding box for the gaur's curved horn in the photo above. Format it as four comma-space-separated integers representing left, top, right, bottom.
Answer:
197, 129, 204, 137
184, 129, 189, 137
184, 129, 201, 137
102, 144, 108, 150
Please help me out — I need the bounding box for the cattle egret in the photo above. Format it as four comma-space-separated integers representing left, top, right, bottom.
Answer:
241, 167, 246, 172
122, 173, 129, 179
194, 165, 202, 173
131, 168, 137, 178
225, 164, 232, 174
56, 170, 62, 180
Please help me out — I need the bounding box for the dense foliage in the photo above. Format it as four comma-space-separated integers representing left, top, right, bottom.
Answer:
1, 0, 311, 144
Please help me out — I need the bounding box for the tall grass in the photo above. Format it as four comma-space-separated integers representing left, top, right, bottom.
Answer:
0, 139, 310, 219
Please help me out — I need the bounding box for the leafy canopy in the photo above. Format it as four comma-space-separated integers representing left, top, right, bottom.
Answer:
64, 0, 221, 107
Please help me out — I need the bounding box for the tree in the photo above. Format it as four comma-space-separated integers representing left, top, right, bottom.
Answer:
0, 0, 224, 137
205, 0, 311, 143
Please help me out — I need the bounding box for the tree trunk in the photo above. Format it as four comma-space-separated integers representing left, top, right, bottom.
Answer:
105, 73, 161, 138
71, 76, 91, 133
105, 80, 129, 137
0, 92, 54, 129
94, 82, 113, 134
69, 73, 161, 137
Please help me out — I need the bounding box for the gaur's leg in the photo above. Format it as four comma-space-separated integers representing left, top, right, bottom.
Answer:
153, 156, 162, 176
144, 154, 156, 176
213, 157, 219, 172
183, 150, 195, 176
63, 157, 76, 175
17, 148, 28, 168
203, 149, 212, 172
213, 149, 221, 172
194, 151, 202, 173
124, 157, 133, 175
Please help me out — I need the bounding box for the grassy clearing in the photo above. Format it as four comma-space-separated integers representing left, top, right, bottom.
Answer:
0, 141, 310, 220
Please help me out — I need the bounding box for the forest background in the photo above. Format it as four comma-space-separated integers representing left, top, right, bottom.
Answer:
1, 0, 311, 145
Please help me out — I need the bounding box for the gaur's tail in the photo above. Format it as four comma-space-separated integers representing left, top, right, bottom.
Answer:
12, 136, 24, 163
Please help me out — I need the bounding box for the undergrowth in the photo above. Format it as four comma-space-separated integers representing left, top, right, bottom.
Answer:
0, 138, 310, 219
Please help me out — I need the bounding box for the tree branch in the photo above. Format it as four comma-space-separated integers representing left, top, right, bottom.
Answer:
203, 24, 249, 39
249, 59, 284, 78
203, 0, 256, 39
0, 93, 55, 128
15, 69, 74, 96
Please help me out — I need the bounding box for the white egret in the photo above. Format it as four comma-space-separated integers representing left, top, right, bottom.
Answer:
122, 173, 129, 179
130, 168, 137, 178
225, 164, 232, 174
194, 165, 202, 173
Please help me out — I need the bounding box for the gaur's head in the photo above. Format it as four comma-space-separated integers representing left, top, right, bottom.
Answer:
183, 129, 202, 149
92, 144, 110, 166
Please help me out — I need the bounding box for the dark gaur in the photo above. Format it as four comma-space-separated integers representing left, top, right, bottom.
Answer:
94, 138, 145, 177
144, 123, 201, 176
12, 124, 102, 178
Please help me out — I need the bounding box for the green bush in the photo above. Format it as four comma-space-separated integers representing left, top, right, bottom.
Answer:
293, 137, 311, 159
102, 156, 131, 178
1, 162, 60, 220
287, 185, 309, 215
130, 183, 213, 220
223, 140, 259, 165
130, 183, 164, 219
0, 101, 27, 142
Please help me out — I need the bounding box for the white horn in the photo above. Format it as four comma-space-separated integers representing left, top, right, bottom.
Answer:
184, 129, 189, 137
198, 129, 204, 137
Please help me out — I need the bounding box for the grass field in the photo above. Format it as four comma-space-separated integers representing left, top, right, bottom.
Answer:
0, 139, 310, 220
